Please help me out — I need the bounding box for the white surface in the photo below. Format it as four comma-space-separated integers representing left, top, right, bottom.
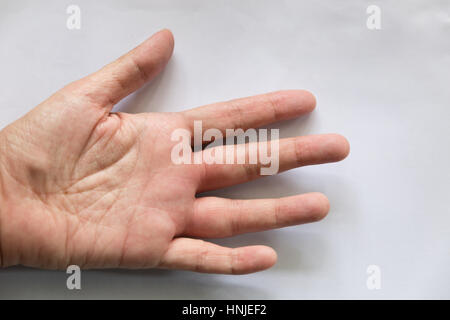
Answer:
0, 0, 449, 299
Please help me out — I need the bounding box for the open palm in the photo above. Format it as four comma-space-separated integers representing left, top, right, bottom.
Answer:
0, 30, 349, 274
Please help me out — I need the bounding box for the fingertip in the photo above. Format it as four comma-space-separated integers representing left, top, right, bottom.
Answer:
325, 134, 350, 162
236, 246, 277, 274
149, 29, 174, 57
269, 90, 316, 120
157, 28, 175, 48
335, 134, 350, 160
304, 192, 330, 222
262, 245, 278, 267
299, 89, 317, 112
342, 136, 350, 158
289, 89, 317, 113
253, 245, 278, 272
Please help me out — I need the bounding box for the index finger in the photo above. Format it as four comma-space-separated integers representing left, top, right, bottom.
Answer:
182, 90, 316, 135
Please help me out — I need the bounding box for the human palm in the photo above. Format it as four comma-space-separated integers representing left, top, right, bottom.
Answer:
0, 30, 349, 274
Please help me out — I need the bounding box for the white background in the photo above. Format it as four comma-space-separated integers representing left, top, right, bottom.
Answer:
0, 0, 449, 299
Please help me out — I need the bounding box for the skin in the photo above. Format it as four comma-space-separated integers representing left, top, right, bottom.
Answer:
0, 30, 349, 274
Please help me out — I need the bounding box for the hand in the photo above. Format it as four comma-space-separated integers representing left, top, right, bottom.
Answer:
0, 30, 349, 274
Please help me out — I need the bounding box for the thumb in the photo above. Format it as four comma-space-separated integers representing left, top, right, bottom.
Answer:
67, 29, 174, 111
